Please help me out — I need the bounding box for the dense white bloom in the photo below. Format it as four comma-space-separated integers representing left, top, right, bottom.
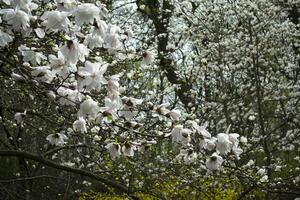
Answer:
41, 11, 70, 32
78, 97, 100, 120
73, 3, 100, 26
216, 133, 232, 155
206, 153, 223, 171
60, 40, 89, 64
0, 9, 30, 31
78, 61, 107, 92
0, 31, 13, 47
73, 117, 87, 133
46, 132, 68, 146
122, 143, 135, 157
106, 142, 121, 159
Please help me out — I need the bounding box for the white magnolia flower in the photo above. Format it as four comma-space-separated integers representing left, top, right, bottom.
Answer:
5, 0, 36, 13
73, 3, 100, 26
11, 72, 25, 81
119, 97, 143, 119
84, 34, 103, 49
60, 40, 89, 64
232, 146, 243, 159
124, 29, 133, 41
122, 143, 135, 157
240, 136, 248, 144
229, 133, 240, 147
92, 19, 107, 38
98, 97, 121, 123
192, 121, 211, 139
31, 66, 55, 83
169, 125, 183, 142
155, 103, 170, 116
41, 11, 70, 32
103, 31, 120, 53
248, 115, 256, 121
216, 133, 232, 155
0, 9, 30, 31
180, 128, 191, 146
78, 61, 107, 92
141, 51, 154, 66
73, 117, 87, 133
167, 109, 181, 121
106, 142, 121, 159
78, 97, 100, 120
18, 45, 47, 65
257, 168, 266, 176
57, 87, 83, 106
107, 75, 120, 99
260, 175, 268, 183
0, 31, 13, 47
183, 151, 197, 164
205, 137, 217, 151
46, 132, 68, 146
93, 135, 101, 142
56, 0, 76, 11
206, 153, 223, 171
49, 52, 76, 78
14, 110, 26, 124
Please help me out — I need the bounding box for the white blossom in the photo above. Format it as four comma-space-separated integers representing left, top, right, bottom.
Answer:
73, 3, 100, 26
78, 61, 107, 92
106, 142, 121, 159
216, 133, 232, 155
41, 11, 70, 32
46, 132, 68, 146
206, 153, 223, 171
78, 97, 100, 120
73, 117, 87, 133
60, 40, 89, 64
0, 31, 13, 47
0, 9, 30, 31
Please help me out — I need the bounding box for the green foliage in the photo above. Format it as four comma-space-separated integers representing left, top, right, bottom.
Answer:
79, 177, 240, 200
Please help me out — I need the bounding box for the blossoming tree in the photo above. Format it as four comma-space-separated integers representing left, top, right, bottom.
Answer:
0, 0, 299, 199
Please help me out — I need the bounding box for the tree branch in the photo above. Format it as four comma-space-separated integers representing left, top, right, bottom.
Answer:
0, 150, 129, 194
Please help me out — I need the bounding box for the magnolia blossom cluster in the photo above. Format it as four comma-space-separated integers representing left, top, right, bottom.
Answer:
168, 123, 243, 171
0, 0, 243, 173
